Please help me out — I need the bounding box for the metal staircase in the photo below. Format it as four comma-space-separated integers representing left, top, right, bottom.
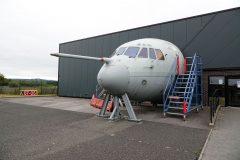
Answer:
163, 53, 202, 120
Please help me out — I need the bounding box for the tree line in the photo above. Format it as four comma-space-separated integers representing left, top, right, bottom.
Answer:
0, 73, 57, 87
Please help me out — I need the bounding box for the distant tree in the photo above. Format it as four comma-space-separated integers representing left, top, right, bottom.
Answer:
0, 73, 4, 81
0, 73, 9, 86
9, 81, 19, 87
46, 80, 57, 86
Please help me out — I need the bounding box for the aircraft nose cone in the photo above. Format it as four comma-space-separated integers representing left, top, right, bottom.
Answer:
97, 65, 130, 95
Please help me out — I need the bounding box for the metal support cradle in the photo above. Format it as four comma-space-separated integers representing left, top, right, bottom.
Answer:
97, 92, 141, 122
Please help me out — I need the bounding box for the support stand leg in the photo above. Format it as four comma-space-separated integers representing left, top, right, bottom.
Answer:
119, 98, 124, 108
122, 93, 141, 122
109, 96, 121, 120
96, 93, 110, 118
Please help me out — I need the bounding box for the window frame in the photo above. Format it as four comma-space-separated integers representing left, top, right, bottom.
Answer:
137, 47, 148, 59
155, 49, 165, 60
116, 47, 127, 55
149, 48, 157, 60
123, 47, 140, 58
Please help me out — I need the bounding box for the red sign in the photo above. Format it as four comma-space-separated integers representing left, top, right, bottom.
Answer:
20, 90, 38, 96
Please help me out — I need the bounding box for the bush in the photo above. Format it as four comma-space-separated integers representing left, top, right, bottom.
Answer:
9, 81, 19, 87
0, 73, 8, 86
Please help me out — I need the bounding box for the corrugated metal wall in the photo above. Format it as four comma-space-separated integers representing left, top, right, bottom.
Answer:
59, 8, 240, 97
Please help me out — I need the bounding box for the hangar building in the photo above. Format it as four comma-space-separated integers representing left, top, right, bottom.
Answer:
58, 7, 240, 106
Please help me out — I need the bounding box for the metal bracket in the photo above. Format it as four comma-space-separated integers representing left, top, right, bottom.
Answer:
97, 93, 141, 122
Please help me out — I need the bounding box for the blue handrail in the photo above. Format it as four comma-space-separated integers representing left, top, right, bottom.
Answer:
183, 54, 198, 112
163, 74, 174, 111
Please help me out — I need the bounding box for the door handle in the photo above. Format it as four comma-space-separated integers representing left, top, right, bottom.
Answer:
144, 65, 153, 68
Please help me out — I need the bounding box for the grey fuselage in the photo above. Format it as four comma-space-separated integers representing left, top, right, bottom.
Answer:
97, 38, 184, 102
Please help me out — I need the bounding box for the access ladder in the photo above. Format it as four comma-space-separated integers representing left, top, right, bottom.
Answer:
163, 53, 203, 120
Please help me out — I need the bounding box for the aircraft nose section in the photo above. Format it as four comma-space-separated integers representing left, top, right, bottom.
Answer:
97, 65, 130, 95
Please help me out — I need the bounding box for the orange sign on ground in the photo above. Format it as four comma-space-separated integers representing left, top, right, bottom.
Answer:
20, 90, 38, 96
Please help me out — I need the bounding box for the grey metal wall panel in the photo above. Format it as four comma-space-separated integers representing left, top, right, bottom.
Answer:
103, 35, 111, 57
201, 14, 215, 26
186, 17, 202, 43
87, 38, 97, 95
184, 9, 240, 68
111, 33, 120, 52
160, 23, 174, 42
119, 32, 129, 44
217, 35, 240, 68
59, 8, 240, 97
149, 25, 161, 38
80, 40, 89, 96
138, 27, 151, 38
204, 11, 240, 68
173, 20, 187, 50
128, 29, 139, 41
95, 36, 104, 57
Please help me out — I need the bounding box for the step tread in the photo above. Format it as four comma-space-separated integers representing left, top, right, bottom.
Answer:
166, 112, 185, 116
169, 101, 184, 103
168, 106, 183, 109
177, 78, 196, 79
169, 97, 190, 100
179, 74, 190, 76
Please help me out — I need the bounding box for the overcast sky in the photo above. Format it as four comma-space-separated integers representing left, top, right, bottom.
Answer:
0, 0, 239, 80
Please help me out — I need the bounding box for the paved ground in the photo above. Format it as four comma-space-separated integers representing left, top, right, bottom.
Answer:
1, 96, 98, 114
1, 97, 210, 130
201, 107, 240, 160
0, 97, 210, 160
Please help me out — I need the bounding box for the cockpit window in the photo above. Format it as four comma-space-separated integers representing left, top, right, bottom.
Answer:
116, 47, 126, 55
124, 47, 140, 58
155, 49, 165, 60
138, 48, 148, 58
149, 48, 156, 59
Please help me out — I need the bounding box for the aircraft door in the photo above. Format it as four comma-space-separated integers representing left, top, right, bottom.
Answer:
130, 48, 154, 99
136, 48, 153, 72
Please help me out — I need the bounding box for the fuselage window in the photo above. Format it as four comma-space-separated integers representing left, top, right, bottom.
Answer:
116, 47, 126, 55
124, 47, 140, 58
138, 48, 148, 58
149, 48, 156, 59
155, 49, 165, 60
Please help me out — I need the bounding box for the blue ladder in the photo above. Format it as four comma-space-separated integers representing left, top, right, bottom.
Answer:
163, 53, 203, 120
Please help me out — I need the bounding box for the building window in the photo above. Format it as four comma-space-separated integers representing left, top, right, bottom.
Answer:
228, 78, 240, 87
124, 47, 140, 58
138, 48, 148, 58
208, 76, 226, 106
209, 76, 225, 85
149, 48, 156, 59
155, 49, 164, 60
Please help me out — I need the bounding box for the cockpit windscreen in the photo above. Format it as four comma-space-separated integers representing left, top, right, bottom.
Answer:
124, 47, 140, 58
138, 48, 148, 58
116, 47, 126, 55
114, 46, 164, 60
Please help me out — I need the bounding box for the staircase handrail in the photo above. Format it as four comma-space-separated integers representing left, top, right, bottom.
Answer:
163, 57, 179, 112
163, 74, 174, 109
183, 53, 197, 102
184, 54, 199, 112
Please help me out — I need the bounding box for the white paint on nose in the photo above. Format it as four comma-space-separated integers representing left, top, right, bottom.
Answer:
97, 65, 130, 95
